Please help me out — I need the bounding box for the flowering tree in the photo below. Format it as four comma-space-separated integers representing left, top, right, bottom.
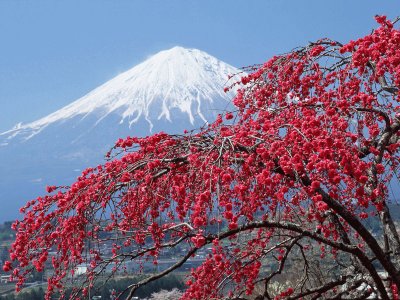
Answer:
4, 16, 400, 300
146, 288, 183, 300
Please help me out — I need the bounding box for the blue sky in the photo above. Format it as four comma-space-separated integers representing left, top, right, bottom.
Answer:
0, 1, 399, 132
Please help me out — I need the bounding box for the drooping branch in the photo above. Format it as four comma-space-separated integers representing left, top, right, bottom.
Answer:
124, 247, 199, 300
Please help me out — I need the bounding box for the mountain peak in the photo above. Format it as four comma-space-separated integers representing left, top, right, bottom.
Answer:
152, 46, 205, 56
1, 47, 241, 141
0, 47, 242, 221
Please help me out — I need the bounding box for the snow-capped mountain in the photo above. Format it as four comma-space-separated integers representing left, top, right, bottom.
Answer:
0, 47, 241, 221
1, 46, 239, 143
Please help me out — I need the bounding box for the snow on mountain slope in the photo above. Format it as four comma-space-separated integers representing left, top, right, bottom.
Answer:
0, 47, 243, 221
1, 46, 240, 143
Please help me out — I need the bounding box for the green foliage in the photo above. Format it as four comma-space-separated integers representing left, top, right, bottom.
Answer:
0, 287, 45, 300
0, 274, 184, 300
